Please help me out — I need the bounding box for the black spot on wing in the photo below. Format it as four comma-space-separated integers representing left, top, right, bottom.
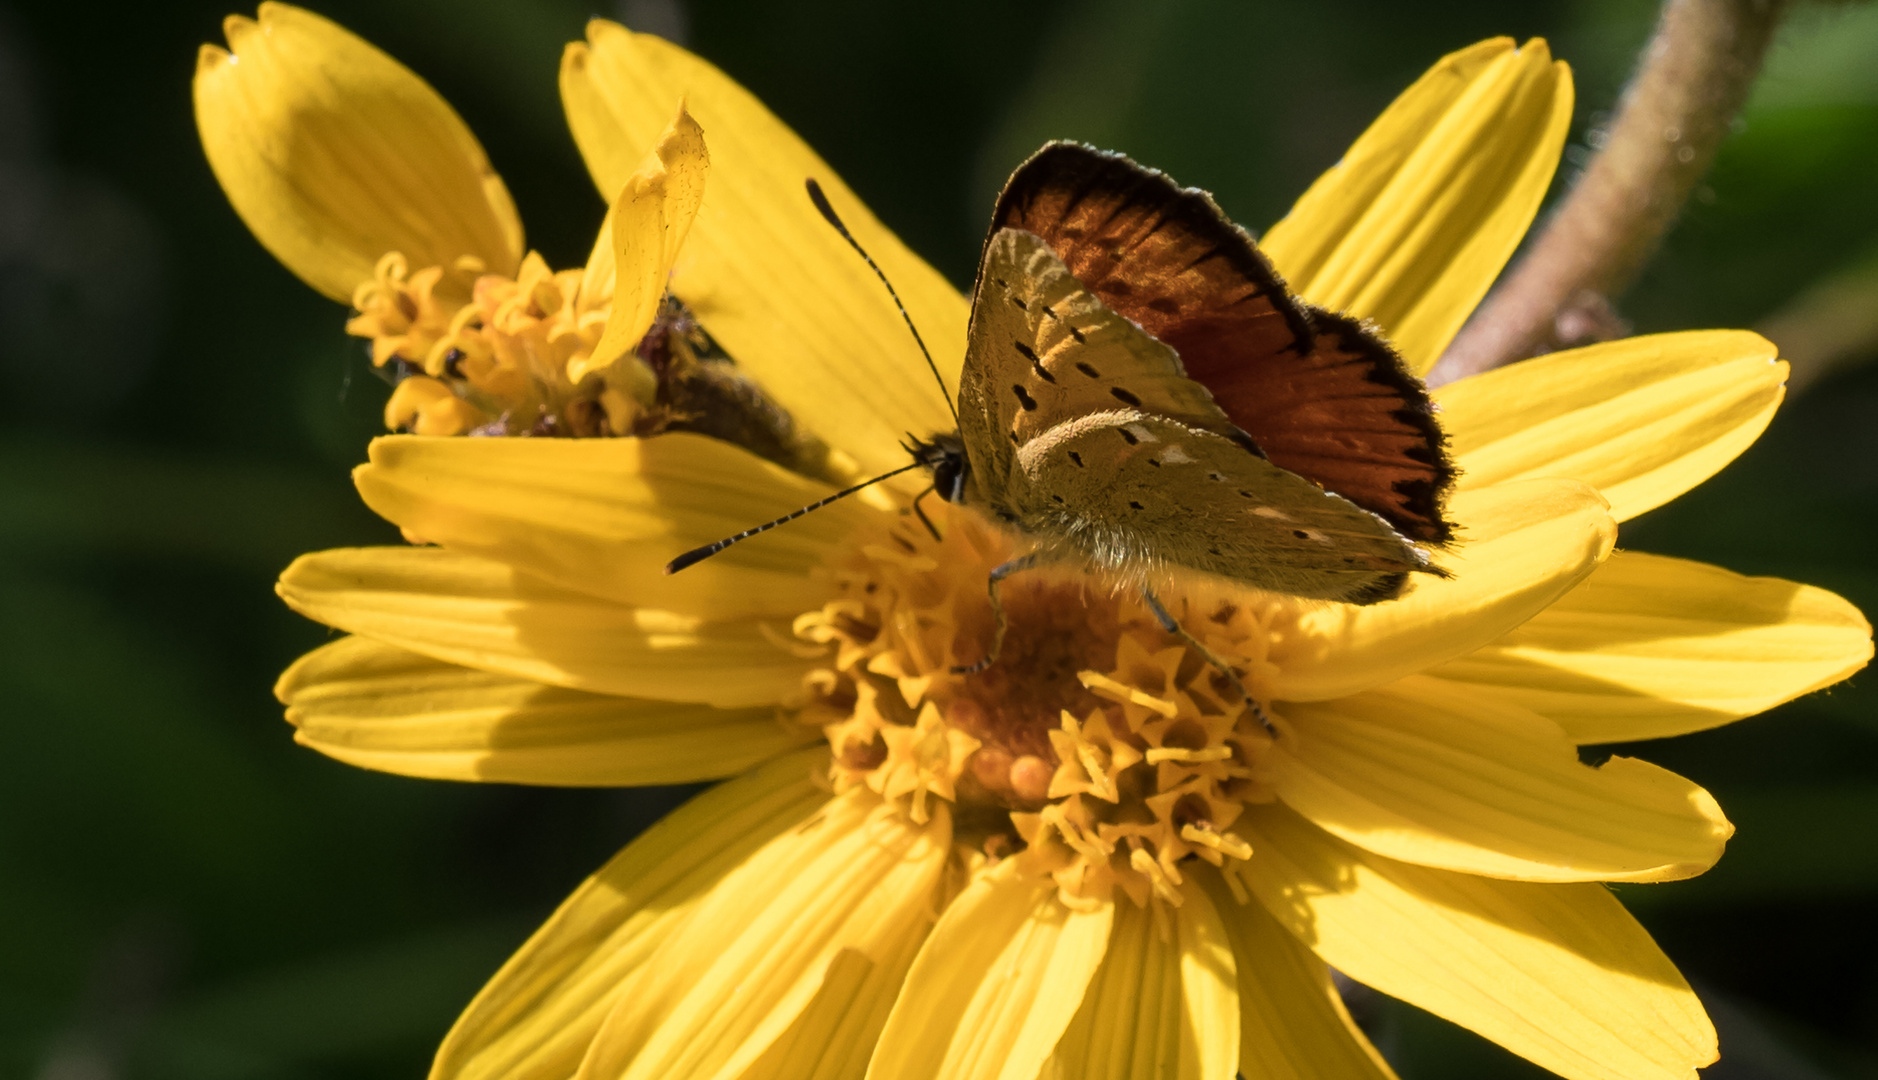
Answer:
1119, 427, 1139, 445
1110, 387, 1141, 407
1068, 451, 1084, 467
1076, 361, 1101, 378
1014, 340, 1055, 382
1012, 384, 1038, 411
1129, 500, 1144, 510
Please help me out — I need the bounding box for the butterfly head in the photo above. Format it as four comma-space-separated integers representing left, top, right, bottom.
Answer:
904, 432, 972, 504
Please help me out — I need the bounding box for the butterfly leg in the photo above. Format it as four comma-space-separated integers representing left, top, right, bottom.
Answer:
952, 553, 1041, 675
1140, 588, 1276, 737
907, 484, 944, 542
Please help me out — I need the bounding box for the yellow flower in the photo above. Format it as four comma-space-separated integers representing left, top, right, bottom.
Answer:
203, 13, 1872, 1080
195, 2, 713, 439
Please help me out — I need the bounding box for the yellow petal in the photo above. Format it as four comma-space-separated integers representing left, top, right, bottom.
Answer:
433, 748, 830, 1080
1173, 881, 1240, 1080
577, 103, 710, 383
1436, 331, 1788, 521
1042, 877, 1237, 1080
276, 546, 812, 708
353, 433, 877, 620
580, 211, 618, 313
1262, 38, 1572, 373
1233, 803, 1716, 1080
194, 2, 522, 301
1428, 550, 1873, 743
1273, 676, 1731, 882
575, 790, 949, 1080
1267, 478, 1616, 703
560, 21, 966, 475
276, 635, 813, 785
1196, 871, 1397, 1080
868, 859, 1114, 1080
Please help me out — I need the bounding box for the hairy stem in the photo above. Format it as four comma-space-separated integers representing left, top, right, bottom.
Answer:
1429, 0, 1792, 385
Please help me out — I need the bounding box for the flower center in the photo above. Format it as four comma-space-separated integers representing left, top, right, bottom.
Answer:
800, 503, 1284, 908
350, 250, 642, 437
346, 251, 845, 482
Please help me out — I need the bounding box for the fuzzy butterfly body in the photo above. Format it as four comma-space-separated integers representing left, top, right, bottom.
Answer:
932, 143, 1456, 605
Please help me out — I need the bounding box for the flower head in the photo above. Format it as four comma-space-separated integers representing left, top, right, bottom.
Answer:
200, 11, 1872, 1080
196, 3, 728, 442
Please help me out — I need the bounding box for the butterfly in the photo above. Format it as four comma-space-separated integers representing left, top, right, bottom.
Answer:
673, 142, 1455, 698
909, 142, 1453, 604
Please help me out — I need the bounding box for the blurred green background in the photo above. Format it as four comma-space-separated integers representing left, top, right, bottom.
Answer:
2, 0, 1875, 1076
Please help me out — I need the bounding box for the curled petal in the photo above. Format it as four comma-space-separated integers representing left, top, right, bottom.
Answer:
560, 20, 966, 475
577, 102, 710, 383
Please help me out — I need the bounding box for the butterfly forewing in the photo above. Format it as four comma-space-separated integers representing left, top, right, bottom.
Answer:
960, 229, 1238, 484
992, 142, 1455, 544
959, 229, 1423, 603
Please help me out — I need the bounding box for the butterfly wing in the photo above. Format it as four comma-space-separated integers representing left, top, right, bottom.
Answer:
1006, 410, 1424, 603
959, 227, 1245, 503
991, 142, 1455, 544
958, 228, 1422, 603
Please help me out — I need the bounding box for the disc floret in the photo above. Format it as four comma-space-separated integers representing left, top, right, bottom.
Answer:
799, 506, 1288, 909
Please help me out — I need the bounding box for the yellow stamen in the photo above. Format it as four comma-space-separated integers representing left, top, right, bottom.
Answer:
803, 506, 1283, 908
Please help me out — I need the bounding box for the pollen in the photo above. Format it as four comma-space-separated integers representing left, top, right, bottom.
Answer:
347, 250, 659, 437
798, 505, 1288, 909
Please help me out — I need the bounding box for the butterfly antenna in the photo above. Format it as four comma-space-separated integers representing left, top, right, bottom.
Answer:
666, 460, 927, 574
805, 178, 959, 428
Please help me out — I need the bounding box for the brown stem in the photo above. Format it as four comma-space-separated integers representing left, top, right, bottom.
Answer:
1429, 0, 1792, 386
